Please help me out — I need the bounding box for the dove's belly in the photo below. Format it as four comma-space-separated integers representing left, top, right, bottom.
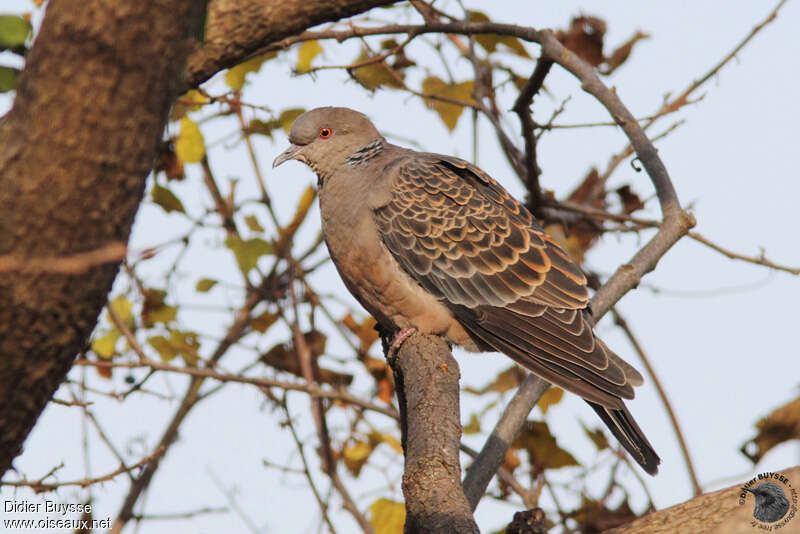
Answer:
322, 206, 476, 349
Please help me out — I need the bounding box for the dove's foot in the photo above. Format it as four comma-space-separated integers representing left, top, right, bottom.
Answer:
387, 327, 417, 360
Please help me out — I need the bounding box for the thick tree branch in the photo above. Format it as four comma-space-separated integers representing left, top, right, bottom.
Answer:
603, 466, 799, 534
184, 0, 402, 90
388, 334, 479, 533
0, 0, 205, 478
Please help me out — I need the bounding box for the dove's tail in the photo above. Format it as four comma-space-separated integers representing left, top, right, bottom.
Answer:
588, 402, 660, 475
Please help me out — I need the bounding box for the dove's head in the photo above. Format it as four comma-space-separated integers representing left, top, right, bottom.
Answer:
273, 107, 383, 176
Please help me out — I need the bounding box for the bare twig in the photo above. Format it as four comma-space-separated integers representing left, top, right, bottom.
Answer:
512, 56, 553, 215
611, 309, 701, 496
73, 358, 398, 419
689, 231, 800, 276
600, 0, 787, 182
281, 397, 339, 534
4, 447, 165, 493
462, 374, 550, 510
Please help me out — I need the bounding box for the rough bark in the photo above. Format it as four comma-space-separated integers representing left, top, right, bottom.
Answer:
0, 0, 400, 480
0, 0, 206, 477
388, 334, 479, 534
184, 0, 401, 90
604, 466, 800, 534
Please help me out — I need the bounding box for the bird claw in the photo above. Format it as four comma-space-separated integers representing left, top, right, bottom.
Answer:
386, 327, 417, 360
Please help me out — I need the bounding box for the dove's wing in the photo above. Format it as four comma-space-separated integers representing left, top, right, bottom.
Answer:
373, 154, 637, 407
373, 154, 660, 474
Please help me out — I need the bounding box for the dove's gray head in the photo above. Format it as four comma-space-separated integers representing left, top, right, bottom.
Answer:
273, 107, 383, 178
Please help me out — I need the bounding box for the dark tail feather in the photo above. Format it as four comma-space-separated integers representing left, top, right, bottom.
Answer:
589, 402, 660, 475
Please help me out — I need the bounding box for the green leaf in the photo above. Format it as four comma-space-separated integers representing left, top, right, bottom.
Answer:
195, 278, 217, 292
421, 76, 475, 131
175, 117, 205, 163
0, 16, 31, 49
244, 214, 264, 233
369, 498, 405, 534
225, 53, 274, 90
151, 184, 186, 214
92, 329, 121, 360
296, 40, 323, 73
225, 235, 273, 274
0, 66, 19, 92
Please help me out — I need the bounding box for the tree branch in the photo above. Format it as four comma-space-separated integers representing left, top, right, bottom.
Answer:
603, 466, 799, 534
512, 56, 553, 216
388, 334, 479, 533
183, 0, 402, 90
0, 0, 206, 479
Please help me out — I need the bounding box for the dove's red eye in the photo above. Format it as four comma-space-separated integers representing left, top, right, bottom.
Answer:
319, 127, 332, 139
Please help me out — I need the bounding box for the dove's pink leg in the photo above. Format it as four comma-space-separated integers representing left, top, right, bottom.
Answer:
388, 327, 417, 358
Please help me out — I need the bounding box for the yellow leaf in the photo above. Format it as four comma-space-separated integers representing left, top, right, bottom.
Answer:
467, 11, 529, 58
224, 54, 273, 90
145, 304, 177, 326
382, 434, 403, 455
170, 330, 200, 366
151, 184, 185, 214
195, 278, 217, 292
296, 40, 323, 73
183, 89, 208, 111
148, 335, 176, 362
278, 186, 316, 248
277, 108, 305, 133
107, 296, 134, 330
351, 49, 402, 90
463, 413, 481, 435
369, 498, 406, 534
92, 329, 121, 360
172, 89, 209, 119
537, 387, 564, 415
175, 117, 205, 163
421, 76, 475, 131
343, 440, 373, 477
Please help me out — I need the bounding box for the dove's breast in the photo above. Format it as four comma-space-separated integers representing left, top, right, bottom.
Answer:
319, 185, 476, 349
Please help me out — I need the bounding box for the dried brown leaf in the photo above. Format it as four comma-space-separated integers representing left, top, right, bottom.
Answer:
742, 396, 800, 463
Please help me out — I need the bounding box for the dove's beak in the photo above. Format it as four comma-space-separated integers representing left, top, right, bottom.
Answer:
273, 143, 303, 168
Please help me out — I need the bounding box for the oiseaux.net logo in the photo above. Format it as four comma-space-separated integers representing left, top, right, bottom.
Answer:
738, 471, 798, 531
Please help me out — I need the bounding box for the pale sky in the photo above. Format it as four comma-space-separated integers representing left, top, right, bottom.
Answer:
1, 1, 798, 533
